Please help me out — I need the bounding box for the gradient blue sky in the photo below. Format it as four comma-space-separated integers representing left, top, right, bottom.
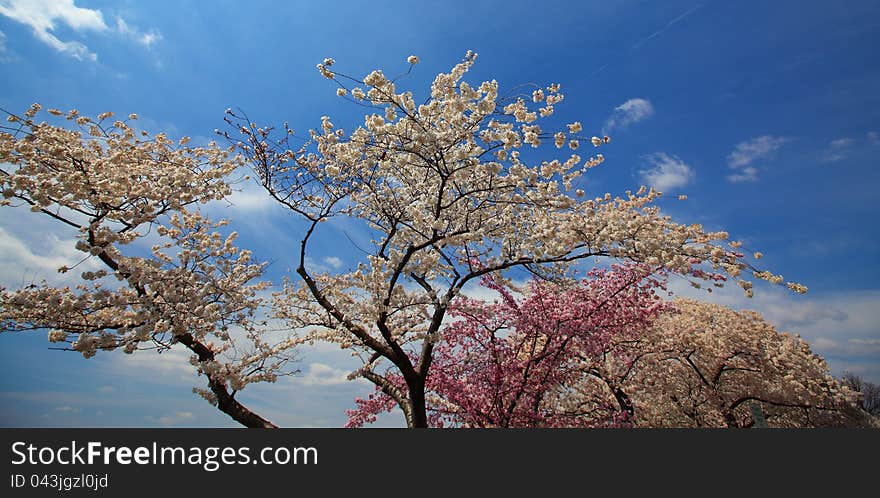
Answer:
1, 0, 878, 427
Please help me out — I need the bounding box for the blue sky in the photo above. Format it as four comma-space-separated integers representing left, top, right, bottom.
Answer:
1, 0, 878, 427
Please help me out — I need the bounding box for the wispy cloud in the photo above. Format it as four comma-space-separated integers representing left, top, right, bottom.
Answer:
604, 98, 654, 134
632, 4, 703, 50
302, 255, 346, 274
727, 136, 789, 168
726, 166, 759, 183
0, 30, 10, 61
849, 338, 880, 348
293, 362, 351, 386
115, 17, 162, 48
206, 175, 291, 220
868, 131, 880, 145
0, 221, 103, 287
144, 411, 196, 427
828, 137, 854, 148
822, 137, 855, 162
223, 184, 275, 211
639, 153, 694, 192
323, 256, 343, 269
0, 0, 161, 61
725, 135, 789, 183
109, 347, 197, 382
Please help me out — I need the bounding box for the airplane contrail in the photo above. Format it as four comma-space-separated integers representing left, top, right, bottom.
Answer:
632, 3, 703, 50
587, 64, 608, 79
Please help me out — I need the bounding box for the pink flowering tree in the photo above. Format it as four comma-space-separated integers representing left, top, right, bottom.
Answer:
0, 105, 296, 427
227, 51, 807, 428
347, 263, 669, 427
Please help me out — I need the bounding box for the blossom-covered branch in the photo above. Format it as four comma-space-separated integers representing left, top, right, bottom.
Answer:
0, 105, 296, 428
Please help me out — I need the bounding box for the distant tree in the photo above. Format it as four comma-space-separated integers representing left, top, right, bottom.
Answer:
0, 105, 296, 427
613, 299, 866, 427
227, 51, 806, 427
841, 372, 880, 417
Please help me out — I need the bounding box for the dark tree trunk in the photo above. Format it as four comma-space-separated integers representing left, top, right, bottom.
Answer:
406, 377, 428, 428
613, 387, 635, 420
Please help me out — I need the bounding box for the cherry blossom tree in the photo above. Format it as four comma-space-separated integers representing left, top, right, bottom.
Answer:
227, 52, 804, 428
0, 105, 296, 428
600, 298, 867, 427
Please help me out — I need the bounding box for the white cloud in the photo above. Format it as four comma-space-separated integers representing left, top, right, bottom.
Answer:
323, 256, 343, 269
0, 0, 108, 60
115, 17, 161, 48
727, 139, 776, 168
0, 0, 161, 61
604, 98, 654, 133
0, 0, 106, 31
868, 131, 880, 145
0, 200, 111, 288
849, 338, 880, 347
293, 362, 351, 386
144, 411, 195, 427
301, 250, 356, 274
822, 137, 855, 162
55, 405, 81, 413
725, 135, 789, 183
726, 166, 759, 183
812, 337, 841, 353
207, 178, 281, 216
727, 135, 789, 168
829, 138, 855, 148
138, 31, 161, 47
638, 153, 694, 192
0, 30, 9, 59
458, 283, 504, 303
0, 29, 17, 62
109, 347, 197, 382
224, 187, 274, 211
0, 223, 102, 287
